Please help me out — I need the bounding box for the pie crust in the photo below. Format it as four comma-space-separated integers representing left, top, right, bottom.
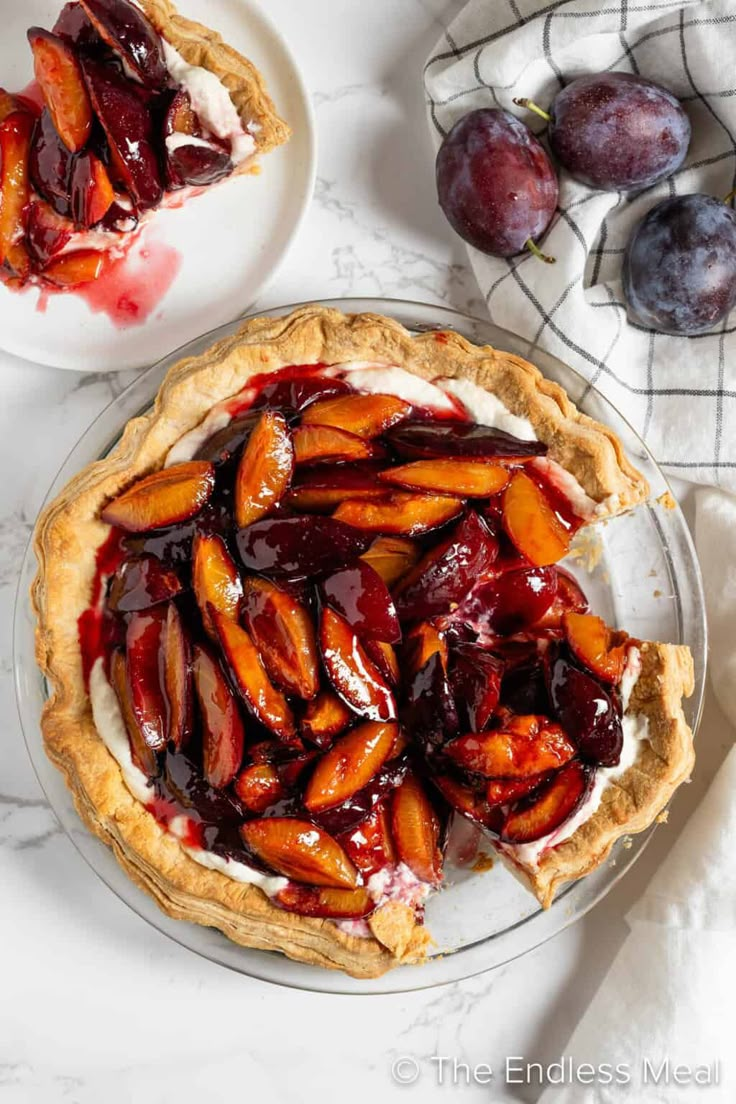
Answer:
139, 0, 291, 159
32, 305, 694, 978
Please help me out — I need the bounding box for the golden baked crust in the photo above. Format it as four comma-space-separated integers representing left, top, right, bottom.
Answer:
139, 0, 291, 158
499, 641, 695, 908
33, 305, 690, 977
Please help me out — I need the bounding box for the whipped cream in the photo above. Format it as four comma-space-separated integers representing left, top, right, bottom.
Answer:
438, 376, 537, 441
498, 646, 648, 869
161, 40, 256, 165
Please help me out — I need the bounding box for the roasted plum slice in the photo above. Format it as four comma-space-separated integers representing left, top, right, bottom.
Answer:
310, 755, 409, 836
211, 607, 296, 742
42, 249, 105, 286
252, 374, 351, 413
54, 3, 100, 49
535, 567, 589, 632
364, 639, 400, 686
101, 461, 215, 532
107, 554, 183, 612
394, 510, 498, 621
459, 566, 559, 638
234, 411, 294, 528
110, 648, 159, 778
321, 560, 400, 643
241, 818, 359, 888
236, 516, 371, 580
500, 760, 592, 844
192, 412, 259, 466
29, 108, 73, 218
333, 492, 463, 537
0, 112, 34, 279
449, 644, 503, 731
485, 774, 547, 808
25, 201, 73, 266
547, 649, 623, 767
337, 802, 396, 878
500, 656, 550, 716
563, 612, 628, 684
360, 535, 421, 588
301, 393, 411, 438
162, 603, 192, 751
503, 471, 571, 567
293, 424, 386, 465
300, 689, 353, 748
391, 774, 442, 884
387, 421, 546, 461
402, 650, 458, 751
234, 763, 284, 814
192, 533, 243, 639
28, 28, 93, 153
81, 58, 163, 209
274, 884, 374, 919
163, 88, 200, 138
192, 641, 245, 788
405, 621, 448, 676
286, 466, 386, 511
319, 607, 397, 722
70, 150, 115, 227
431, 773, 503, 832
125, 607, 168, 757
242, 575, 319, 700
380, 459, 510, 497
304, 721, 398, 814
80, 0, 167, 87
166, 138, 233, 189
446, 714, 576, 779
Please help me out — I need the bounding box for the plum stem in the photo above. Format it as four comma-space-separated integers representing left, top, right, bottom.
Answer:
525, 239, 556, 264
724, 188, 736, 205
513, 97, 552, 124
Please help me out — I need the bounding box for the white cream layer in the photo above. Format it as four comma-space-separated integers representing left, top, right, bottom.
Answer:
497, 646, 648, 869
161, 40, 257, 165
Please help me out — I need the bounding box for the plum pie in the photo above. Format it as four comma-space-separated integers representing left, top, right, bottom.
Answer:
32, 306, 695, 977
0, 0, 289, 291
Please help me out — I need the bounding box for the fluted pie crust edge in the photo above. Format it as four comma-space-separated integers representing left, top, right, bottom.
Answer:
32, 305, 694, 978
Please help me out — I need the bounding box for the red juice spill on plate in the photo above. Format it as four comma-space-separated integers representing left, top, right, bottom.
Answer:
76, 236, 182, 328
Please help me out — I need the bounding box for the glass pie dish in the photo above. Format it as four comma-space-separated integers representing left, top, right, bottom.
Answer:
14, 298, 707, 993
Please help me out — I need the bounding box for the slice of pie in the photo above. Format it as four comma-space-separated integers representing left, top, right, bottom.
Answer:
0, 0, 289, 291
32, 305, 695, 978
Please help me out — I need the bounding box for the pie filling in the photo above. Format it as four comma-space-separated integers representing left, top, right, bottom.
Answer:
0, 0, 257, 292
80, 358, 649, 930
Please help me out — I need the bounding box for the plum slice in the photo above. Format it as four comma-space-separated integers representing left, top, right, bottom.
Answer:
456, 565, 559, 638
547, 649, 624, 767
364, 639, 399, 686
162, 603, 192, 752
26, 201, 73, 266
274, 884, 374, 919
446, 715, 575, 779
301, 393, 411, 438
81, 58, 163, 209
0, 112, 34, 280
394, 510, 498, 622
29, 108, 74, 218
380, 459, 510, 497
107, 554, 183, 612
211, 607, 296, 743
563, 612, 628, 684
287, 466, 386, 512
337, 802, 396, 878
192, 642, 245, 789
391, 774, 442, 884
500, 760, 593, 844
242, 575, 320, 700
320, 607, 397, 722
485, 774, 548, 808
70, 150, 115, 227
236, 516, 371, 580
192, 533, 243, 639
502, 471, 571, 567
300, 689, 353, 748
449, 644, 503, 731
101, 461, 215, 532
360, 535, 421, 588
304, 721, 398, 814
54, 3, 99, 49
110, 648, 159, 778
42, 249, 106, 286
163, 89, 200, 138
241, 818, 359, 888
193, 411, 259, 466
386, 421, 546, 461
293, 425, 386, 465
402, 650, 458, 751
431, 773, 503, 832
166, 137, 233, 189
125, 608, 168, 757
252, 374, 351, 413
234, 410, 294, 529
80, 0, 167, 88
405, 621, 448, 677
333, 492, 463, 537
234, 763, 285, 814
28, 28, 93, 153
321, 560, 400, 643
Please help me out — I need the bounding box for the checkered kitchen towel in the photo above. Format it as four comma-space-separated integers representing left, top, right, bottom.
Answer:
424, 0, 736, 491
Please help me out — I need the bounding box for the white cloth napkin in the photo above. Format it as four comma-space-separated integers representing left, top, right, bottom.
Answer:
424, 3, 736, 1096
424, 0, 736, 492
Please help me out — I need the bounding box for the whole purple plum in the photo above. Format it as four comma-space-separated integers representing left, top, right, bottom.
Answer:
548, 72, 690, 192
436, 108, 558, 258
623, 194, 736, 335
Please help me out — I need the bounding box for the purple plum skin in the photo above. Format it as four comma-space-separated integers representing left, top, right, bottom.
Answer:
436, 108, 558, 257
549, 72, 690, 192
623, 195, 736, 335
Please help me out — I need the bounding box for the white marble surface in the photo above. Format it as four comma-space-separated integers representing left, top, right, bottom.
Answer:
0, 1, 730, 1100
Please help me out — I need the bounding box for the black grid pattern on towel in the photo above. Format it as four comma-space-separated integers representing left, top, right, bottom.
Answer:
424, 0, 736, 489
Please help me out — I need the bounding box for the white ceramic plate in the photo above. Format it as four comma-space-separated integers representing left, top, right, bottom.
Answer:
0, 0, 316, 372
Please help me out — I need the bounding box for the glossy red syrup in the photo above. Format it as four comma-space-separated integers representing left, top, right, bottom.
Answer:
77, 528, 126, 687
